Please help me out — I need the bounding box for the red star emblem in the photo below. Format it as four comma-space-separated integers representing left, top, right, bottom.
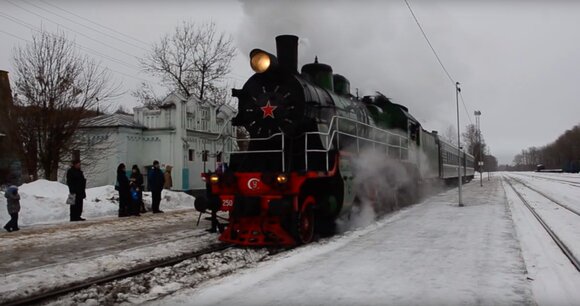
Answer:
260, 101, 277, 119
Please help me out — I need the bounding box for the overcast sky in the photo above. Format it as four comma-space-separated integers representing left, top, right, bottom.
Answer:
1, 0, 579, 165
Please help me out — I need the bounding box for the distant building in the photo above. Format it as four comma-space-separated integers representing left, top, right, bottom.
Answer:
75, 93, 236, 191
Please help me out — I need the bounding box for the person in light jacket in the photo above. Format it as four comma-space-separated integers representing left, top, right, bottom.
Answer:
163, 165, 173, 190
4, 185, 20, 232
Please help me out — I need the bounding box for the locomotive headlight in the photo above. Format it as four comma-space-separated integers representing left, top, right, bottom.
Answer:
250, 51, 270, 73
210, 174, 220, 184
276, 173, 288, 184
250, 49, 278, 73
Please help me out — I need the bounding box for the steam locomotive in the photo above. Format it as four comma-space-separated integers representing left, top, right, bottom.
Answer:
195, 35, 474, 246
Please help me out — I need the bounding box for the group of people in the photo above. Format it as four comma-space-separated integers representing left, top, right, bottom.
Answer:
116, 160, 172, 217
3, 159, 174, 231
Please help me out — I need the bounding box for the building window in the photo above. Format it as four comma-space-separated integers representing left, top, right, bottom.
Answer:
188, 149, 195, 161
201, 107, 210, 120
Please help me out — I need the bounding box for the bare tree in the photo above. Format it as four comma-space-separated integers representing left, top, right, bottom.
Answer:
10, 31, 120, 180
138, 21, 236, 106
131, 82, 162, 108
483, 154, 498, 171
65, 129, 115, 183
462, 124, 486, 171
441, 124, 457, 145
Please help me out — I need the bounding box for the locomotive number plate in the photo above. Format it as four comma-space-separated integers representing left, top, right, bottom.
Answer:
220, 196, 235, 211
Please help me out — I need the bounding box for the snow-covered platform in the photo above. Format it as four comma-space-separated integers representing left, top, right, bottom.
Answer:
0, 179, 216, 304
157, 176, 536, 305
3, 175, 579, 305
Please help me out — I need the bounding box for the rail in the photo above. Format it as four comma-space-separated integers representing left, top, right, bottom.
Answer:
508, 175, 580, 217
504, 176, 580, 272
3, 243, 233, 306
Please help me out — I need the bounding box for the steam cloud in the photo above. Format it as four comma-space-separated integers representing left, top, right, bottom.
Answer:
236, 0, 462, 133
338, 148, 412, 232
336, 142, 441, 232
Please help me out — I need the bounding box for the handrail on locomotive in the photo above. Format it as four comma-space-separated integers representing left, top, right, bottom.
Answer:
206, 115, 409, 173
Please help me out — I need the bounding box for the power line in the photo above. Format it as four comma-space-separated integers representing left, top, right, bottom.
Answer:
38, 0, 150, 48
403, 0, 474, 125
0, 17, 151, 84
7, 0, 140, 62
459, 92, 473, 125
0, 12, 139, 72
22, 0, 147, 52
0, 28, 27, 41
403, 0, 454, 84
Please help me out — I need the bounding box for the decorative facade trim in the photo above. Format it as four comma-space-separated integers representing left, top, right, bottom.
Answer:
74, 94, 237, 190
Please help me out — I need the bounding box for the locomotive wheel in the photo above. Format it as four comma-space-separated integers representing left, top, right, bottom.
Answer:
292, 196, 315, 244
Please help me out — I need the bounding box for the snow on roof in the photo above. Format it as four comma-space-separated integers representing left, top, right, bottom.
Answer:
80, 113, 145, 129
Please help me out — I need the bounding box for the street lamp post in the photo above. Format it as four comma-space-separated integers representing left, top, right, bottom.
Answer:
474, 110, 482, 187
456, 82, 463, 207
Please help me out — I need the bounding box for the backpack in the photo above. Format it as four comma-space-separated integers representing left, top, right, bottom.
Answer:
130, 188, 139, 201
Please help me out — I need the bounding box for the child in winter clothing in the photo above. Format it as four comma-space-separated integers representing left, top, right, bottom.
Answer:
4, 185, 21, 232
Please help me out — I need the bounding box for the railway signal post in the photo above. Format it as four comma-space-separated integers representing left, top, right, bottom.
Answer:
475, 110, 482, 187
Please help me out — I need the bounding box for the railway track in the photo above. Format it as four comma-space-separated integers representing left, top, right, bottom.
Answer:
519, 173, 580, 188
3, 243, 233, 306
508, 175, 580, 217
503, 176, 580, 273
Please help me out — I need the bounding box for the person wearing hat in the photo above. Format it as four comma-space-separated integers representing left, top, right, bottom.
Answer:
4, 185, 20, 232
148, 160, 165, 213
66, 159, 87, 221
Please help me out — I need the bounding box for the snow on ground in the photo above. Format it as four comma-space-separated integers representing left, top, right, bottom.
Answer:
0, 179, 202, 304
153, 176, 535, 306
501, 174, 580, 306
508, 172, 580, 211
0, 179, 194, 227
504, 173, 580, 262
3, 173, 580, 305
56, 248, 269, 305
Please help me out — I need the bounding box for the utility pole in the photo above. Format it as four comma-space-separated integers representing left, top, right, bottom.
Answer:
474, 110, 482, 187
456, 82, 463, 207
487, 145, 490, 181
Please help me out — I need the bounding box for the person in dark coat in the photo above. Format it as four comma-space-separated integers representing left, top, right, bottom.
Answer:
148, 160, 165, 213
4, 185, 21, 232
67, 159, 87, 221
117, 163, 130, 217
130, 165, 146, 214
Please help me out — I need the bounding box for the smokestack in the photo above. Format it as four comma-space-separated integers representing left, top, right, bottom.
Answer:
276, 35, 298, 74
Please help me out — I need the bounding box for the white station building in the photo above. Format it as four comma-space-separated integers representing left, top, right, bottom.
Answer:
76, 93, 236, 191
